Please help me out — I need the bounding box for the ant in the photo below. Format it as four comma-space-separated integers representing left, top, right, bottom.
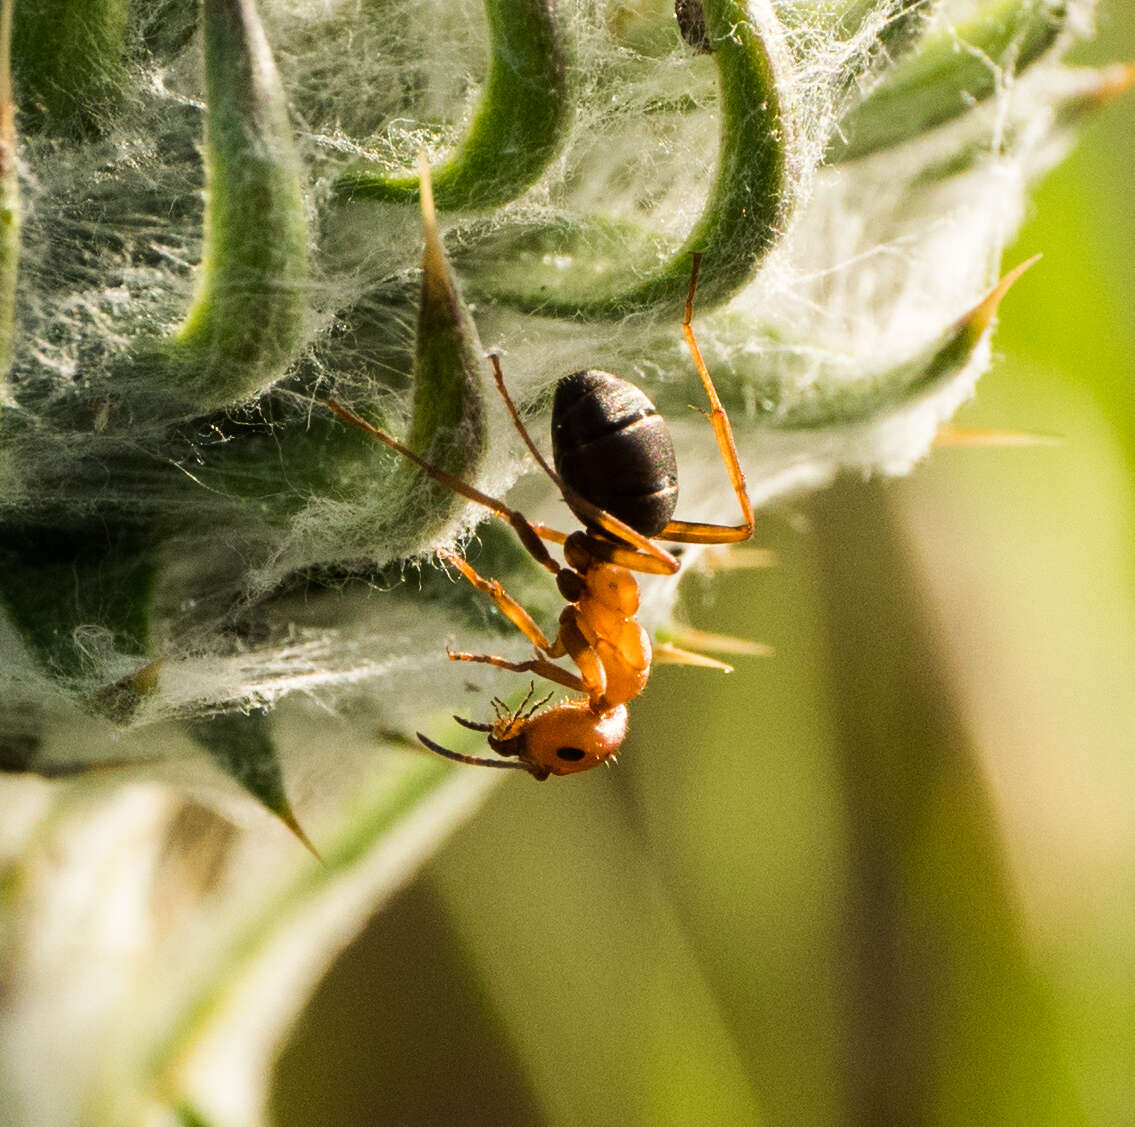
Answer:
327, 251, 754, 780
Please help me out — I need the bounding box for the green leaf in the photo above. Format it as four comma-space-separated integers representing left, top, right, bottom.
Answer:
464, 0, 800, 319
157, 0, 309, 410
336, 0, 573, 210
10, 0, 130, 137
830, 0, 1069, 162
185, 709, 318, 858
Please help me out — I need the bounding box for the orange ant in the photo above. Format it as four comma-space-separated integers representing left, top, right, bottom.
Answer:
327, 252, 754, 780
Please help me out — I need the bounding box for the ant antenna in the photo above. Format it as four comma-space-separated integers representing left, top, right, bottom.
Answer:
454, 715, 494, 733
416, 732, 541, 776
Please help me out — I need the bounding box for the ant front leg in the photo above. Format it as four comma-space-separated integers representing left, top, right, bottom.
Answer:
437, 549, 555, 652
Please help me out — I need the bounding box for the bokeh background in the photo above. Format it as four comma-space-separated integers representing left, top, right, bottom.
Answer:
272, 5, 1135, 1123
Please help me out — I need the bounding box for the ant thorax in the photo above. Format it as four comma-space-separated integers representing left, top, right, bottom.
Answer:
571, 561, 651, 711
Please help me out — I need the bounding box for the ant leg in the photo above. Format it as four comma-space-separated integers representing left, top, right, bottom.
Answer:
440, 584, 607, 704
437, 548, 554, 652
486, 356, 680, 575
446, 650, 588, 695
657, 252, 756, 546
326, 399, 573, 575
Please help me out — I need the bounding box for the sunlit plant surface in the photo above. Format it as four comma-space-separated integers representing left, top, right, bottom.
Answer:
1, 0, 1132, 1124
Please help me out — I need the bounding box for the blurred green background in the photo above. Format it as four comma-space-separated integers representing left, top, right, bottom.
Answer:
273, 6, 1135, 1124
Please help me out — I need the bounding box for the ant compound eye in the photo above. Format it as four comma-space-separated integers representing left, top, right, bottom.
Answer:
556, 746, 586, 762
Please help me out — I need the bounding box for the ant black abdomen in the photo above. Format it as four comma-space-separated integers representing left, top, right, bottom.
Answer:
552, 369, 679, 539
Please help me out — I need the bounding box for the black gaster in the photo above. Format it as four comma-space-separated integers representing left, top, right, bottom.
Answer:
552, 369, 679, 539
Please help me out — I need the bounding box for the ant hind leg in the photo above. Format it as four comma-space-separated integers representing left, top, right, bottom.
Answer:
657, 252, 756, 546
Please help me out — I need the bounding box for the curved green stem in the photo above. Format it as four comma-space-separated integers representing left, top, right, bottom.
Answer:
336, 0, 571, 211
160, 0, 309, 410
469, 0, 799, 319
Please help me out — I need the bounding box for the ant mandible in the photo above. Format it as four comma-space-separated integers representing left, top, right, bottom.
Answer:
327, 251, 754, 780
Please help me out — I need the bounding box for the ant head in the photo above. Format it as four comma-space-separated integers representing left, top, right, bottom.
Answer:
418, 690, 628, 780
490, 698, 628, 778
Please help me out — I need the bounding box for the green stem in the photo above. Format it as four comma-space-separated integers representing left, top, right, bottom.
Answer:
337, 0, 572, 210
469, 0, 798, 319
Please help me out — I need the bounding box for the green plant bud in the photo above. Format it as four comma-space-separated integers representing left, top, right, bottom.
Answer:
0, 0, 1122, 1120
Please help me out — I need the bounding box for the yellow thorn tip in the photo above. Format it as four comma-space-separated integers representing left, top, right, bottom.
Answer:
1091, 62, 1135, 105
417, 149, 446, 285
934, 425, 1062, 449
965, 254, 1042, 336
